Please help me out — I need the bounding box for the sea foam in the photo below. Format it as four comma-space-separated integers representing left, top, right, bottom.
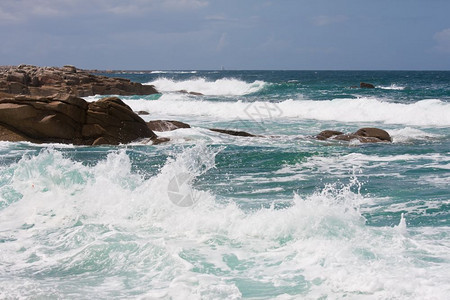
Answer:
1, 145, 449, 298
378, 84, 407, 90
126, 97, 450, 127
145, 77, 267, 96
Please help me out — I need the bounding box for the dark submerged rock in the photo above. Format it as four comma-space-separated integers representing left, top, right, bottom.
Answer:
136, 110, 150, 115
177, 90, 204, 96
209, 128, 259, 137
360, 82, 375, 89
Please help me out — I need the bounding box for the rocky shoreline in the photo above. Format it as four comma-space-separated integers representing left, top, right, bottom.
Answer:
0, 65, 162, 145
0, 65, 392, 145
0, 64, 158, 98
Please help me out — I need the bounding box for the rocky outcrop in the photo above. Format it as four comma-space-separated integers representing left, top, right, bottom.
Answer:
0, 95, 159, 145
0, 65, 159, 98
360, 82, 375, 89
147, 120, 191, 131
316, 127, 392, 143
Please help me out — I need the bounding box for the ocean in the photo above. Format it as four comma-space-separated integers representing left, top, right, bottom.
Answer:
1, 70, 449, 299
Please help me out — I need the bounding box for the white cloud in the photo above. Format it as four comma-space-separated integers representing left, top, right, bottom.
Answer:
106, 0, 209, 15
0, 0, 209, 21
312, 15, 348, 26
0, 7, 20, 22
106, 0, 208, 14
433, 28, 450, 53
161, 0, 208, 9
0, 0, 90, 21
206, 14, 228, 21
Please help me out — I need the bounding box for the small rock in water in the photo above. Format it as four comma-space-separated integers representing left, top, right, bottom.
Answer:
209, 128, 259, 137
316, 127, 392, 143
147, 120, 191, 131
354, 127, 392, 142
360, 82, 375, 88
136, 110, 150, 115
316, 130, 344, 140
177, 90, 204, 96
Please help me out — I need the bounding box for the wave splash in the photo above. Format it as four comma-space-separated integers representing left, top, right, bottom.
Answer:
129, 97, 450, 126
145, 77, 267, 96
1, 145, 448, 298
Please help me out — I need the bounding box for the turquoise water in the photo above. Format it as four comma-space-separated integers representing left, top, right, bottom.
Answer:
1, 71, 449, 299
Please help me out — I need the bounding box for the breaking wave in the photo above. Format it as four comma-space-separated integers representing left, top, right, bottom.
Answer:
0, 145, 448, 298
145, 77, 267, 96
127, 97, 450, 127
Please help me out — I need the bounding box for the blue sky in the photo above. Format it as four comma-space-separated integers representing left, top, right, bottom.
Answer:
1, 0, 450, 70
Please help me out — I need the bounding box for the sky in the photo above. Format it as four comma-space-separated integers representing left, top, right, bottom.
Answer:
1, 0, 450, 70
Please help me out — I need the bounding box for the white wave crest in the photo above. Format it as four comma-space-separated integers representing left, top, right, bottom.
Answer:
126, 97, 450, 127
145, 77, 267, 96
389, 127, 442, 143
151, 71, 197, 74
378, 84, 406, 90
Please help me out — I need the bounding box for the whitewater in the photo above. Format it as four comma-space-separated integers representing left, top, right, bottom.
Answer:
1, 70, 449, 299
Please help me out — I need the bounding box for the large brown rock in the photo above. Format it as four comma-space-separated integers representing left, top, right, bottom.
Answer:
0, 65, 159, 98
0, 95, 158, 145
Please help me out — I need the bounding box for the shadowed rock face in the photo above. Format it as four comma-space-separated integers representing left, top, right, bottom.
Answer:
0, 65, 159, 98
316, 127, 392, 143
0, 95, 157, 145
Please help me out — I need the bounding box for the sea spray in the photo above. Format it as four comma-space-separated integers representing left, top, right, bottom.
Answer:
120, 97, 450, 127
0, 146, 448, 298
146, 77, 267, 96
